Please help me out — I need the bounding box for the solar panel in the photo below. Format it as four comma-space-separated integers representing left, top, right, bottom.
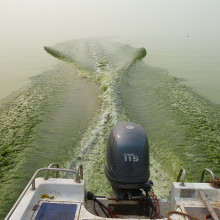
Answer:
35, 203, 78, 220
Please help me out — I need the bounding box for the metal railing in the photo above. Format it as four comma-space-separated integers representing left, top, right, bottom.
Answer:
177, 168, 186, 186
176, 168, 216, 187
44, 163, 60, 180
5, 165, 80, 220
200, 168, 215, 183
31, 167, 80, 190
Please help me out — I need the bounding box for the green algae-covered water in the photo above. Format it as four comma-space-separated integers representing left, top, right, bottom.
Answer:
0, 39, 219, 219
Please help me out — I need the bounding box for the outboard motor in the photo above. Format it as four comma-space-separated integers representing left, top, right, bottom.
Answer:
105, 122, 152, 200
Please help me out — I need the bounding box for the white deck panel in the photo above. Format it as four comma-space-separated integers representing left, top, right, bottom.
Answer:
9, 178, 85, 220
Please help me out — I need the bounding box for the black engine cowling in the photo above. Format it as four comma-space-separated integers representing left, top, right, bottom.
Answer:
104, 122, 150, 200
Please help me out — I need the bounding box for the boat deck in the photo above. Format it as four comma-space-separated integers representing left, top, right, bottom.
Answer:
5, 165, 220, 220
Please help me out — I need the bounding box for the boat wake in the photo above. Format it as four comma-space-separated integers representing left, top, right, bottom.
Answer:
44, 40, 160, 195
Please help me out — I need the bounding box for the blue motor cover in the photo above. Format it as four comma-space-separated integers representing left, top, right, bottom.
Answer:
105, 122, 150, 190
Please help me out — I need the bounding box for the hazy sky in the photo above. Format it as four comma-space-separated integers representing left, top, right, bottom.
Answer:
1, 0, 220, 45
